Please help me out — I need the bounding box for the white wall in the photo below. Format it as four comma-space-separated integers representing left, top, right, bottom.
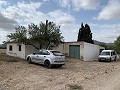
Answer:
6, 43, 25, 59
55, 42, 84, 60
49, 41, 105, 61
25, 45, 37, 58
83, 42, 100, 61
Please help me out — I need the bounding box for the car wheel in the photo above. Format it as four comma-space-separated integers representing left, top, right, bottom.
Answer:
44, 60, 51, 68
28, 57, 32, 64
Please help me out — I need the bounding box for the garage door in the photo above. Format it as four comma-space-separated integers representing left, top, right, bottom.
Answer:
69, 45, 80, 59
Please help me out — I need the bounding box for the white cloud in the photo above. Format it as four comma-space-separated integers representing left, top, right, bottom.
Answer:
59, 0, 71, 8
59, 0, 100, 11
1, 1, 45, 25
72, 0, 100, 11
48, 10, 75, 25
0, 1, 76, 43
48, 10, 77, 41
0, 0, 119, 44
0, 30, 10, 43
91, 23, 120, 43
96, 0, 120, 20
0, 0, 7, 6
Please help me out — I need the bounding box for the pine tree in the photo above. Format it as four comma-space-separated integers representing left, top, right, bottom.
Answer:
77, 23, 94, 44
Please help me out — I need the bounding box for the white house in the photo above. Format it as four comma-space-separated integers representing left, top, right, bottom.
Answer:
6, 42, 104, 61
6, 43, 37, 59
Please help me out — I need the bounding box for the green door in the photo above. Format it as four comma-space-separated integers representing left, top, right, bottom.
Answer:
69, 45, 80, 59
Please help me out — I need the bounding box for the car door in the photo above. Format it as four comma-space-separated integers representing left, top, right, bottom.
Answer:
113, 51, 117, 60
33, 50, 43, 63
37, 50, 51, 64
30, 50, 42, 63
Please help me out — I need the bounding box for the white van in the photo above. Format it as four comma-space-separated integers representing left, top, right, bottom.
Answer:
98, 50, 117, 62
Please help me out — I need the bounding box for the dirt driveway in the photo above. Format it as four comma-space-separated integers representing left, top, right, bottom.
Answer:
0, 54, 120, 90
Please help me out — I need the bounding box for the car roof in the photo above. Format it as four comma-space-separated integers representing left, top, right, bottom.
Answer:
49, 50, 59, 51
102, 50, 115, 52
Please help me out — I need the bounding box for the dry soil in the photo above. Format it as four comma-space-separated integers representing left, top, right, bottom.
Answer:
0, 54, 120, 90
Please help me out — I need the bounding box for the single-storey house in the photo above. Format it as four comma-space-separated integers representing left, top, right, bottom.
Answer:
6, 41, 104, 61
6, 43, 37, 59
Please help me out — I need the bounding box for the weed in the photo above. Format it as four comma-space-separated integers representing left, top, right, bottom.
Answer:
68, 84, 83, 90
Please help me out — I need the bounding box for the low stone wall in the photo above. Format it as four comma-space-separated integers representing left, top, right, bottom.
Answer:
0, 49, 6, 54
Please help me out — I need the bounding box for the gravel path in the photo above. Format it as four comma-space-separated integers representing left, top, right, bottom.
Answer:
0, 54, 120, 90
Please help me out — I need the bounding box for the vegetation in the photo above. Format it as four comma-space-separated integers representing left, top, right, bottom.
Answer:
99, 35, 120, 54
68, 84, 83, 90
99, 43, 115, 50
114, 35, 120, 54
77, 23, 94, 44
7, 26, 27, 43
6, 20, 63, 50
0, 47, 6, 49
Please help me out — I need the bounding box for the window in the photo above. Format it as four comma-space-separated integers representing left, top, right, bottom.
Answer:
100, 52, 110, 55
42, 50, 50, 55
9, 45, 12, 51
113, 52, 116, 55
19, 45, 21, 51
33, 50, 42, 55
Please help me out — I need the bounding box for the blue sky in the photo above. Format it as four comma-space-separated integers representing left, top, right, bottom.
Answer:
0, 0, 120, 44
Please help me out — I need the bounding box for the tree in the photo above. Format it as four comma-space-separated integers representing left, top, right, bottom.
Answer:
99, 43, 115, 50
114, 35, 120, 54
7, 26, 27, 43
6, 20, 64, 50
77, 23, 94, 44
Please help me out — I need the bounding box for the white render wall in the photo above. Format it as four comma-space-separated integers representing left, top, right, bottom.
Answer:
25, 45, 37, 58
55, 42, 104, 61
55, 42, 84, 60
65, 42, 84, 60
6, 43, 25, 59
83, 42, 100, 61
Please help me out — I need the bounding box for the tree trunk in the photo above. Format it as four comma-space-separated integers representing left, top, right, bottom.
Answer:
46, 42, 51, 49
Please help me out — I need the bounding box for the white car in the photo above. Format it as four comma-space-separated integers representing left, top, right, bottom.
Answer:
98, 50, 117, 62
26, 49, 65, 68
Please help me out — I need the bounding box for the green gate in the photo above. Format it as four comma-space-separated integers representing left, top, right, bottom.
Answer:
69, 45, 80, 59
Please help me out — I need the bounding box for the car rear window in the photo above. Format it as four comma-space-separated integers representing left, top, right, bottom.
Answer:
50, 51, 64, 56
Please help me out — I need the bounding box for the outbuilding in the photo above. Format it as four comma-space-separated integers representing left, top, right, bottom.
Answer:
6, 43, 37, 59
54, 41, 104, 61
6, 41, 104, 61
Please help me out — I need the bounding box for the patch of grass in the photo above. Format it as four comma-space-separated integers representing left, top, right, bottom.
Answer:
68, 84, 83, 90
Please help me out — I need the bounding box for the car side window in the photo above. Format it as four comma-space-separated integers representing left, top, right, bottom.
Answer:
34, 50, 42, 55
42, 50, 50, 55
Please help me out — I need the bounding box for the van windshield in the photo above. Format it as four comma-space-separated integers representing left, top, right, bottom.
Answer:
100, 52, 110, 55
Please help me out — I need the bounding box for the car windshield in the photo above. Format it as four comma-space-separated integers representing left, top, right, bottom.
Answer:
50, 51, 63, 56
100, 52, 110, 55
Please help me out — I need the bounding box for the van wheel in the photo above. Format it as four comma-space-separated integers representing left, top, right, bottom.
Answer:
114, 57, 117, 61
44, 60, 51, 68
109, 58, 111, 62
98, 60, 101, 62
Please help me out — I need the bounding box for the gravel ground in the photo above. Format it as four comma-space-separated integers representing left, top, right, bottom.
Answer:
0, 54, 120, 90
